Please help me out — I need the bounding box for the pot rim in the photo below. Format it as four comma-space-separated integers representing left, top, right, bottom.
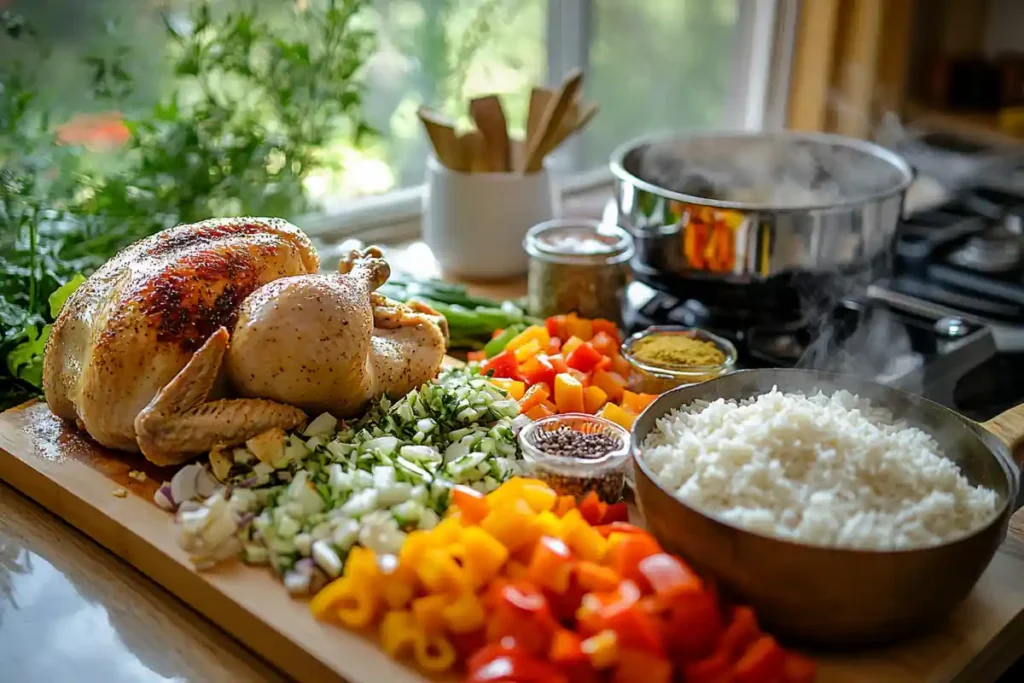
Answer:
609, 129, 916, 213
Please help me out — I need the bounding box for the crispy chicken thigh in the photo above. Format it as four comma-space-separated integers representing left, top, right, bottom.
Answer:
43, 220, 447, 466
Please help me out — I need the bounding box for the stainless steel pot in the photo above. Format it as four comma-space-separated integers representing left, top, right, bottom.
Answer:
610, 131, 915, 283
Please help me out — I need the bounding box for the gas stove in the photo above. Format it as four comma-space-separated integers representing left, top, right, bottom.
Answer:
624, 183, 1024, 422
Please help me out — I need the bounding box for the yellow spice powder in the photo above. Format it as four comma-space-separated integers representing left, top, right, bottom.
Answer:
631, 333, 725, 368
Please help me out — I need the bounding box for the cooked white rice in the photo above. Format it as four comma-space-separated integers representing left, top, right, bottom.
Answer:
640, 388, 999, 550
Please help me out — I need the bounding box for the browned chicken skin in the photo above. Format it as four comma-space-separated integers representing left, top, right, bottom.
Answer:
43, 219, 448, 466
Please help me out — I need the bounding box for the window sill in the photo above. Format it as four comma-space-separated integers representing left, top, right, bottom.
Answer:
300, 166, 616, 245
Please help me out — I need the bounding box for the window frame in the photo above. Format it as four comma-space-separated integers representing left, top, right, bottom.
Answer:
305, 0, 795, 243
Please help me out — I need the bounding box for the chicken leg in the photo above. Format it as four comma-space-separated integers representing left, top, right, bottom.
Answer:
134, 327, 307, 466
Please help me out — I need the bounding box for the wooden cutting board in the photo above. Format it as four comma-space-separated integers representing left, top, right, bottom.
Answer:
3, 397, 1024, 682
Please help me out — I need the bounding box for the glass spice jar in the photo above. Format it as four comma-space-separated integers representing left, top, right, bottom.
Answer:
621, 326, 737, 394
523, 219, 634, 326
517, 413, 632, 503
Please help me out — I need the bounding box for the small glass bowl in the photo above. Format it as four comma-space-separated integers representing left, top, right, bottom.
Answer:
621, 326, 737, 394
517, 413, 632, 503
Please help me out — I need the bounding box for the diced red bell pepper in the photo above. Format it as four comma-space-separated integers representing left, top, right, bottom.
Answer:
468, 350, 487, 362
545, 570, 591, 623
683, 646, 732, 683
486, 581, 560, 657
637, 553, 703, 597
734, 636, 786, 683
612, 649, 672, 683
655, 588, 722, 664
547, 354, 570, 374
481, 350, 521, 380
546, 336, 563, 355
603, 600, 665, 657
520, 355, 556, 388
452, 485, 490, 524
546, 315, 568, 341
601, 502, 629, 524
605, 532, 662, 586
550, 629, 587, 665
449, 628, 487, 662
526, 536, 574, 594
578, 491, 608, 526
594, 521, 647, 538
466, 652, 570, 683
783, 652, 817, 683
590, 331, 620, 358
720, 606, 762, 660
566, 342, 604, 373
591, 319, 621, 344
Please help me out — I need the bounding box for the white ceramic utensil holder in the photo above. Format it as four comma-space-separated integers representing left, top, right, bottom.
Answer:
423, 155, 560, 278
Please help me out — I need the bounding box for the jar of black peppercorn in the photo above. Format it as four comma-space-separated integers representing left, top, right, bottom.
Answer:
517, 413, 631, 503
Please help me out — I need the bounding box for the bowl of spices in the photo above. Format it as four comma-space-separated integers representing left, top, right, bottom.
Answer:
517, 413, 631, 503
523, 218, 634, 326
621, 325, 737, 394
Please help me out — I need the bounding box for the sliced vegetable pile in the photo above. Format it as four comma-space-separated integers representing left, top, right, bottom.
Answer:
311, 477, 816, 683
470, 314, 657, 429
378, 276, 539, 350
164, 367, 527, 593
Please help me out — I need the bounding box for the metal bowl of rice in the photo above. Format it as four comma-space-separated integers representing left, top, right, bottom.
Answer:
631, 368, 1024, 644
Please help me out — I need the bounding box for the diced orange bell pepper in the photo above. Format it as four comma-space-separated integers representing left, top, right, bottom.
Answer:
550, 628, 588, 665
568, 368, 589, 386
580, 629, 619, 669
555, 373, 585, 413
514, 338, 543, 363
554, 494, 577, 517
452, 484, 490, 524
488, 476, 550, 504
734, 636, 786, 683
579, 491, 609, 525
583, 385, 608, 414
442, 591, 487, 634
546, 315, 568, 340
595, 355, 613, 371
612, 649, 672, 683
576, 561, 621, 592
525, 403, 555, 420
591, 370, 626, 402
565, 313, 594, 341
534, 510, 564, 538
541, 399, 558, 412
605, 532, 662, 586
621, 390, 658, 414
562, 335, 585, 358
506, 325, 551, 352
564, 521, 607, 562
518, 383, 551, 412
783, 652, 818, 683
591, 319, 620, 343
480, 498, 541, 552
457, 526, 510, 588
467, 350, 486, 362
505, 559, 530, 581
637, 553, 703, 597
546, 336, 562, 355
567, 342, 604, 373
611, 353, 631, 377
527, 536, 574, 593
594, 521, 647, 538
521, 482, 558, 513
548, 354, 570, 374
490, 377, 526, 400
590, 331, 620, 358
412, 593, 450, 633
597, 402, 636, 429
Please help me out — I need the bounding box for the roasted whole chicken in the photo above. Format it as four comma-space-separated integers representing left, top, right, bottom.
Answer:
43, 217, 448, 466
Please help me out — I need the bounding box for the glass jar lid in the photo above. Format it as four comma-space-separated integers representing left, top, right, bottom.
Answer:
524, 219, 634, 265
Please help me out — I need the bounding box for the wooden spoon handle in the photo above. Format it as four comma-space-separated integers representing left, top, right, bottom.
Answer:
526, 87, 554, 149
523, 69, 585, 173
417, 106, 463, 171
470, 95, 511, 172
539, 101, 598, 160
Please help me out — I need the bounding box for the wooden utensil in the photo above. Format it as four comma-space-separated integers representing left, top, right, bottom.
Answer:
417, 106, 464, 171
526, 87, 554, 150
458, 129, 489, 173
469, 95, 511, 172
536, 101, 599, 162
523, 69, 585, 173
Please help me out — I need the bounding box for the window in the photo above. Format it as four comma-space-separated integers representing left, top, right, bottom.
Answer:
2, 0, 778, 231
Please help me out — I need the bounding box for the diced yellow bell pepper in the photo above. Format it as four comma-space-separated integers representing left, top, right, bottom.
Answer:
480, 498, 540, 552
417, 547, 471, 594
487, 477, 550, 507
310, 577, 351, 622
513, 338, 542, 363
489, 378, 526, 400
344, 546, 381, 584
380, 561, 417, 610
563, 518, 608, 562
413, 631, 457, 673
505, 325, 551, 352
456, 526, 509, 588
584, 385, 609, 414
561, 335, 585, 358
412, 593, 450, 634
559, 508, 587, 536
533, 510, 564, 539
554, 373, 585, 413
316, 577, 379, 629
581, 629, 619, 669
442, 591, 486, 633
597, 402, 636, 429
520, 482, 558, 513
431, 516, 465, 545
505, 560, 530, 581
565, 314, 594, 342
398, 530, 432, 571
380, 610, 419, 660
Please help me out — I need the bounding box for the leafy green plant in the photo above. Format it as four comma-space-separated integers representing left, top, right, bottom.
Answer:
0, 0, 376, 410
